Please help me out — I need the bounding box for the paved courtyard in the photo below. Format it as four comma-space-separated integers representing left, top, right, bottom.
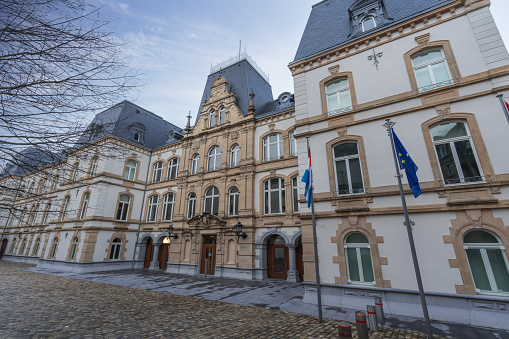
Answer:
1, 261, 508, 338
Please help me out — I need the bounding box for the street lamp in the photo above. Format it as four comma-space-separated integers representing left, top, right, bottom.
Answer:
234, 221, 247, 239
165, 225, 178, 243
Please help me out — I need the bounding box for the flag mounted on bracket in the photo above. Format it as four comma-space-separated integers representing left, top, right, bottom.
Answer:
301, 146, 313, 208
392, 130, 422, 198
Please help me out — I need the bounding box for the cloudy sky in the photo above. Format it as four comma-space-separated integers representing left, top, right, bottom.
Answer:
98, 0, 509, 128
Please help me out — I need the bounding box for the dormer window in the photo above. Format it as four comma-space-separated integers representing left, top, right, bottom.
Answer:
209, 110, 216, 128
361, 16, 376, 32
133, 132, 141, 142
129, 123, 146, 145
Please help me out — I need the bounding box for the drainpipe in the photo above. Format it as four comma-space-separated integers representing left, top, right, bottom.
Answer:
0, 175, 23, 243
131, 151, 152, 270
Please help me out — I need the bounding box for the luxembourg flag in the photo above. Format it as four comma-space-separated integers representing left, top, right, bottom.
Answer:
301, 146, 313, 208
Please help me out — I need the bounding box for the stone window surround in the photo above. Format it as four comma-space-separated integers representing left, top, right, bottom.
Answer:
319, 71, 358, 116
104, 232, 128, 261
65, 231, 82, 261
167, 157, 180, 180
114, 191, 134, 222
59, 194, 71, 222
47, 234, 60, 259
123, 158, 141, 182
207, 145, 222, 172
258, 171, 300, 217
78, 189, 92, 221
87, 155, 99, 177
258, 125, 296, 163
142, 190, 178, 223
69, 161, 79, 182
145, 193, 160, 222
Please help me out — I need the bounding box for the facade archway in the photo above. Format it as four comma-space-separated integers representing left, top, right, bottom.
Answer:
143, 238, 153, 269
0, 239, 8, 259
267, 235, 289, 279
158, 242, 169, 269
295, 236, 304, 282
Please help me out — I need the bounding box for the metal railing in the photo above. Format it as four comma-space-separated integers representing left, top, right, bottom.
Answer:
335, 188, 365, 195
442, 175, 485, 185
328, 106, 353, 116
417, 78, 458, 93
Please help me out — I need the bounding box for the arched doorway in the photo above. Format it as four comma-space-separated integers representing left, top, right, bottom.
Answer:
267, 235, 289, 279
0, 239, 8, 259
143, 238, 153, 268
158, 243, 169, 270
296, 236, 304, 281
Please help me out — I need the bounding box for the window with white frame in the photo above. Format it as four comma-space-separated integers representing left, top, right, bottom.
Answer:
8, 239, 16, 254
90, 156, 98, 176
230, 145, 240, 167
42, 203, 51, 225
228, 187, 239, 216
333, 142, 364, 195
187, 193, 196, 219
263, 134, 283, 161
71, 163, 79, 181
124, 160, 137, 181
412, 49, 453, 92
32, 238, 40, 256
191, 154, 200, 174
464, 230, 509, 294
69, 237, 78, 261
147, 195, 159, 222
430, 122, 482, 185
361, 16, 376, 31
207, 146, 222, 171
264, 178, 285, 214
289, 130, 297, 157
30, 204, 39, 224
291, 176, 299, 212
116, 194, 130, 221
80, 192, 90, 220
167, 158, 179, 180
19, 207, 27, 225
61, 196, 70, 221
109, 238, 122, 260
326, 78, 352, 115
152, 161, 163, 182
219, 107, 225, 124
345, 233, 374, 284
49, 237, 58, 259
204, 186, 219, 215
37, 179, 45, 194
209, 110, 216, 127
52, 175, 59, 191
19, 238, 26, 255
162, 193, 175, 221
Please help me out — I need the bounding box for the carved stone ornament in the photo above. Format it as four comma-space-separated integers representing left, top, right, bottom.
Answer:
230, 131, 239, 140
435, 103, 451, 120
337, 127, 348, 140
192, 142, 200, 150
328, 64, 340, 75
187, 213, 226, 229
466, 209, 482, 228
415, 33, 430, 47
268, 124, 275, 131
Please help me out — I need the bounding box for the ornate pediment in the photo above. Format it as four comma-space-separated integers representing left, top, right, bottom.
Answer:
187, 213, 226, 229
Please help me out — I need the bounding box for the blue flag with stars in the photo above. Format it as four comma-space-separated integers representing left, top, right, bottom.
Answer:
392, 130, 422, 198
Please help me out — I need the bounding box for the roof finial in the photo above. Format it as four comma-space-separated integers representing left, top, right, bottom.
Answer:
185, 111, 192, 134
248, 91, 256, 115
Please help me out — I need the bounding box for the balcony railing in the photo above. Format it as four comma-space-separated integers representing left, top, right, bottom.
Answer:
417, 78, 458, 93
335, 188, 365, 195
328, 106, 353, 116
442, 176, 485, 185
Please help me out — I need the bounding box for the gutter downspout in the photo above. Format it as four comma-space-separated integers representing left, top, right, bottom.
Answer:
131, 151, 152, 270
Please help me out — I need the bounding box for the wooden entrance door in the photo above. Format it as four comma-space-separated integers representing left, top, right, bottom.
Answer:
296, 238, 304, 281
200, 236, 216, 275
143, 238, 153, 268
267, 236, 289, 279
0, 239, 8, 259
158, 244, 169, 269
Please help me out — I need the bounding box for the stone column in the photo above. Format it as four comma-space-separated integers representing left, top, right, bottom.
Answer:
150, 243, 160, 269
286, 243, 299, 282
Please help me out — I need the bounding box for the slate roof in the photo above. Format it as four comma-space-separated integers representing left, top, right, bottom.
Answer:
292, 0, 451, 63
77, 100, 184, 150
1, 147, 63, 177
196, 59, 274, 122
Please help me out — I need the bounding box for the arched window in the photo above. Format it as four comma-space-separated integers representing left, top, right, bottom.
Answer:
219, 107, 225, 124
90, 156, 99, 176
52, 175, 59, 191
204, 186, 219, 215
289, 130, 297, 157
430, 122, 482, 185
49, 237, 58, 259
133, 132, 141, 142
263, 134, 283, 162
109, 238, 122, 260
412, 49, 452, 92
146, 195, 159, 222
32, 238, 41, 256
187, 193, 196, 219
291, 176, 299, 212
228, 187, 239, 216
69, 237, 78, 261
333, 142, 364, 195
19, 207, 27, 225
167, 158, 179, 180
207, 146, 222, 171
464, 230, 509, 294
191, 154, 200, 174
162, 193, 175, 221
61, 196, 70, 221
326, 78, 352, 115
37, 179, 46, 194
79, 192, 90, 220
152, 161, 163, 182
71, 162, 79, 181
9, 239, 17, 254
361, 16, 376, 32
230, 145, 240, 167
116, 194, 131, 221
345, 233, 374, 284
124, 160, 137, 181
264, 178, 285, 214
42, 203, 51, 225
28, 182, 35, 195
28, 204, 38, 225
209, 110, 216, 127
19, 238, 27, 255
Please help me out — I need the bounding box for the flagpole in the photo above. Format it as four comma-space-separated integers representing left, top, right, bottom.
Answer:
495, 94, 509, 125
306, 137, 323, 323
383, 119, 433, 339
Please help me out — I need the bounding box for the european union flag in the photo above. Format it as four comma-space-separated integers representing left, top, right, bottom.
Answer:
392, 130, 422, 198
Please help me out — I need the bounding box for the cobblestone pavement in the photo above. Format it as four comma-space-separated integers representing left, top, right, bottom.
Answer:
0, 261, 502, 338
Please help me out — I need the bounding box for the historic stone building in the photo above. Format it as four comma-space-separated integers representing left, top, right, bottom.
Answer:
1, 0, 509, 330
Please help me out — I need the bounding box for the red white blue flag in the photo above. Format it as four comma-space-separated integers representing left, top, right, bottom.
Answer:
301, 146, 313, 207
